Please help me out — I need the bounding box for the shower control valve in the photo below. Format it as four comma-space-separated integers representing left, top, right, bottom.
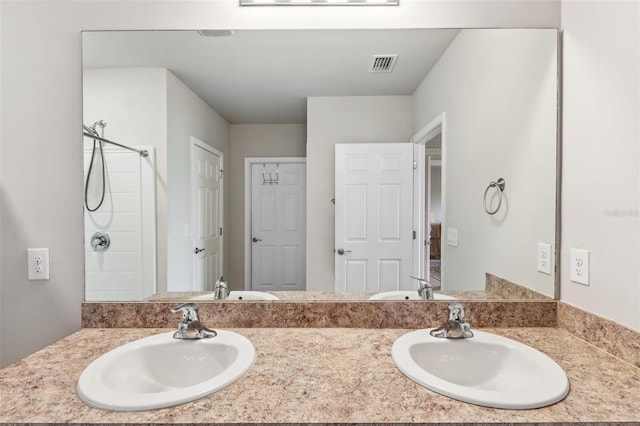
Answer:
90, 232, 111, 252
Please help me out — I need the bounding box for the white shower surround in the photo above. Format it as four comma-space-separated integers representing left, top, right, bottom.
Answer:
84, 146, 157, 301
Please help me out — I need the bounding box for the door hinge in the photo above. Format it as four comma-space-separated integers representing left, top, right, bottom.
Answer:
219, 169, 224, 179
219, 227, 223, 236
413, 161, 417, 170
413, 230, 417, 240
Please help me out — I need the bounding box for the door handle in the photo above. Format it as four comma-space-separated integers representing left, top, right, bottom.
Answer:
194, 247, 205, 254
252, 237, 262, 243
336, 248, 351, 255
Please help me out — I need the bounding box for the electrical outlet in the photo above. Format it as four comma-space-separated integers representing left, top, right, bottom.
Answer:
537, 243, 552, 275
446, 228, 458, 247
28, 248, 50, 280
570, 248, 589, 286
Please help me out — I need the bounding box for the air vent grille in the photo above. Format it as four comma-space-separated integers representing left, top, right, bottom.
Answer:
369, 54, 398, 73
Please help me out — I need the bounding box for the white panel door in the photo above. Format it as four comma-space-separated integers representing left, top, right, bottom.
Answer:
251, 163, 306, 291
192, 143, 222, 291
335, 143, 414, 292
424, 155, 432, 277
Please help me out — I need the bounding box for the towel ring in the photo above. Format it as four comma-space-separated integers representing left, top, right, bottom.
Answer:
483, 178, 505, 215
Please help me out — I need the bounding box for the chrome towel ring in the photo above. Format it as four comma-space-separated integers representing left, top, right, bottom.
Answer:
483, 178, 506, 215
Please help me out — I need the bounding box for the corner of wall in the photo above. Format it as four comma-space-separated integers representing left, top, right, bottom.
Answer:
0, 0, 4, 369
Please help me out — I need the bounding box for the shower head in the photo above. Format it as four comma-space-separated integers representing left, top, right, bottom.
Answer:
83, 120, 107, 137
83, 124, 98, 136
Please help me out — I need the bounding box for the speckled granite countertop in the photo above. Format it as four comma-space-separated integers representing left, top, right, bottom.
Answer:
1, 327, 639, 425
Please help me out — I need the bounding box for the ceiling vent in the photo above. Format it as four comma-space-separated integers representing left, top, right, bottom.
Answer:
369, 54, 398, 73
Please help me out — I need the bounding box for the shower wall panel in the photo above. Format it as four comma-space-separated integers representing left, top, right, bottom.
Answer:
84, 147, 156, 301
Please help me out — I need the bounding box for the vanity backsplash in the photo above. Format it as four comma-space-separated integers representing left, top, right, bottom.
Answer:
82, 300, 557, 329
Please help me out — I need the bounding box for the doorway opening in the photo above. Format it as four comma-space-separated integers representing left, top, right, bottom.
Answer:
426, 139, 442, 289
412, 113, 446, 290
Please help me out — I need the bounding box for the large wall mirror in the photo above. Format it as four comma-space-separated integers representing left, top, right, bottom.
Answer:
82, 28, 559, 303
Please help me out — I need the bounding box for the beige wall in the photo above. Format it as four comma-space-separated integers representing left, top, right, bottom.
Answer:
228, 124, 306, 290
306, 96, 414, 291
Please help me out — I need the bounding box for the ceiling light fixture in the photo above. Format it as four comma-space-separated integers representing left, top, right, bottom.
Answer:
240, 0, 398, 6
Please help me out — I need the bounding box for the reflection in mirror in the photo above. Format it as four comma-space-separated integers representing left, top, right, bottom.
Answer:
82, 29, 558, 303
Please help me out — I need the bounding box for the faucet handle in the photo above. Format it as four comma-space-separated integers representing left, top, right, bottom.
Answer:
430, 302, 473, 339
410, 275, 430, 285
171, 302, 200, 323
448, 302, 466, 321
410, 275, 433, 299
214, 276, 230, 299
170, 303, 216, 340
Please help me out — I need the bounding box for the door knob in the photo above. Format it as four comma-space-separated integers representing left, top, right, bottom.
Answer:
336, 248, 351, 255
194, 247, 205, 254
252, 237, 262, 243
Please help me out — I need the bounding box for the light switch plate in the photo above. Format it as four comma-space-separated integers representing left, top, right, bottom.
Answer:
446, 228, 458, 247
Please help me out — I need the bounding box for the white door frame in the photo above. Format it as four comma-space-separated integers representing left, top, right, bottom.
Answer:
244, 157, 306, 290
411, 113, 446, 281
425, 154, 432, 272
191, 137, 224, 291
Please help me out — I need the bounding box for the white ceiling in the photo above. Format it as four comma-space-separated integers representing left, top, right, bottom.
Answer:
83, 29, 460, 124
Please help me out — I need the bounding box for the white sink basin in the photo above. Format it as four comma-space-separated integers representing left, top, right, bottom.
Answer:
77, 330, 255, 411
192, 291, 278, 301
369, 291, 456, 300
392, 329, 569, 409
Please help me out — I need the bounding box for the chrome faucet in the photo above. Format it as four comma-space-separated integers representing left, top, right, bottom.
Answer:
214, 276, 230, 300
410, 275, 433, 300
170, 303, 217, 340
430, 302, 474, 339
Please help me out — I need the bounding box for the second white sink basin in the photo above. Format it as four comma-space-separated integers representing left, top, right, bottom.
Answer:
192, 291, 279, 301
77, 330, 255, 411
392, 329, 569, 409
369, 291, 456, 300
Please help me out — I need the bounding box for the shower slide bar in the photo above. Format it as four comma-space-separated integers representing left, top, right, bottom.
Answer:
83, 128, 149, 158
